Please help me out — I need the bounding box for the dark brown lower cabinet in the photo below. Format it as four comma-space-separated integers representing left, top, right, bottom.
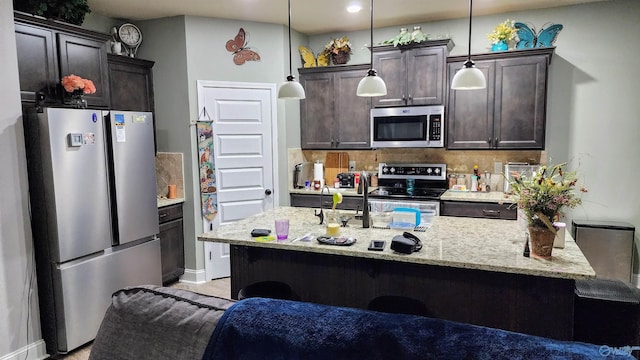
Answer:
290, 193, 362, 211
441, 200, 517, 220
158, 203, 185, 284
230, 245, 575, 340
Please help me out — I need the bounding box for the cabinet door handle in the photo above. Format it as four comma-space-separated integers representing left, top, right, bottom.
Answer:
495, 137, 499, 144
482, 209, 500, 217
335, 138, 339, 147
488, 137, 492, 145
159, 213, 168, 218
408, 94, 412, 102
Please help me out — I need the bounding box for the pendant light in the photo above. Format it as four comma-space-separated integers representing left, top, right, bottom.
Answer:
356, 0, 386, 97
451, 0, 486, 90
278, 0, 306, 99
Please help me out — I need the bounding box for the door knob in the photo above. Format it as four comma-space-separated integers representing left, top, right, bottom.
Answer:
265, 189, 272, 196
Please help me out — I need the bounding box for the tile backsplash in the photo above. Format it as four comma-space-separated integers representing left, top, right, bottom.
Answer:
156, 152, 184, 198
289, 148, 546, 192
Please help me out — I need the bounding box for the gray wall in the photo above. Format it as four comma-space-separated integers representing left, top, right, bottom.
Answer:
136, 15, 306, 273
0, 1, 45, 358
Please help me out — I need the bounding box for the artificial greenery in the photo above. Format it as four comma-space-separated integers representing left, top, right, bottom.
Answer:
14, 0, 91, 25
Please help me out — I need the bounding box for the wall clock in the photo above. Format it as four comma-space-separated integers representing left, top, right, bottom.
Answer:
118, 23, 142, 57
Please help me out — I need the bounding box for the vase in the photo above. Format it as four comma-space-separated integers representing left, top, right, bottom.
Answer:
528, 226, 556, 259
331, 52, 350, 65
68, 90, 87, 109
491, 40, 508, 52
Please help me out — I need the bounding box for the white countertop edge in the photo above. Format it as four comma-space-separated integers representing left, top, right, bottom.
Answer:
158, 197, 185, 208
440, 190, 516, 204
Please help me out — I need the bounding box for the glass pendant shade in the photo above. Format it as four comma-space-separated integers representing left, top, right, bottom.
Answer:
278, 0, 305, 100
451, 61, 486, 90
357, 70, 387, 96
278, 76, 306, 99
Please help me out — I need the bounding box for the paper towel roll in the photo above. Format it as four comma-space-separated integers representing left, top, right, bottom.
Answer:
314, 161, 324, 181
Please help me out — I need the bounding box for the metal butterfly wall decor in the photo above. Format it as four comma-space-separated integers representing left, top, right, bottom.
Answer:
226, 28, 261, 65
514, 22, 563, 49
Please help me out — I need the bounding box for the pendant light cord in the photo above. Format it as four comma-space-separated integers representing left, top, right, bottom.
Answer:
369, 0, 374, 67
466, 0, 473, 61
287, 0, 293, 76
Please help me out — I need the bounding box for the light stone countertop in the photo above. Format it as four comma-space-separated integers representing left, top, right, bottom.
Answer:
198, 206, 595, 280
157, 197, 185, 208
440, 190, 516, 204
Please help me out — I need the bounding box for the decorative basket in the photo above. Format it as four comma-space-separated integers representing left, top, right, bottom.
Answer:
331, 52, 350, 65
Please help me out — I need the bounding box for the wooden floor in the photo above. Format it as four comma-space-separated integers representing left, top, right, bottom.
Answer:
60, 277, 231, 360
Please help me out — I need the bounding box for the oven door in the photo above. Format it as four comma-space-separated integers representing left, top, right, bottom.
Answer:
369, 199, 440, 218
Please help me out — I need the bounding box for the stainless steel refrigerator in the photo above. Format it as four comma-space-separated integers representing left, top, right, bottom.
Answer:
23, 107, 162, 356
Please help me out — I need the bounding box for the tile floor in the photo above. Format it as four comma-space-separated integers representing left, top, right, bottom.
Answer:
61, 277, 231, 360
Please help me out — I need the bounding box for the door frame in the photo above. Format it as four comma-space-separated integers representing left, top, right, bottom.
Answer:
196, 80, 280, 281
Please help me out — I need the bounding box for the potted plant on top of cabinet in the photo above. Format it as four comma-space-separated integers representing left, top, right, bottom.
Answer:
14, 0, 91, 25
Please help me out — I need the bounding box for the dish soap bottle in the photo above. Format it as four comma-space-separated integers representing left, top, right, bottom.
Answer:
471, 165, 479, 192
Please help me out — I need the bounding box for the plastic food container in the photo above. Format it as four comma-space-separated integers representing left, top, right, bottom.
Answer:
392, 208, 420, 226
420, 210, 436, 225
370, 212, 392, 228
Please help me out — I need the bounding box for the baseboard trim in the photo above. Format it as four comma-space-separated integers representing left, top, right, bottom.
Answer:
0, 340, 48, 360
180, 268, 207, 284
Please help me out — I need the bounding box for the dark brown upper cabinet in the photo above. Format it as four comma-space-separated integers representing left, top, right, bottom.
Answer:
447, 47, 554, 150
14, 12, 111, 108
372, 39, 453, 107
299, 64, 372, 149
108, 54, 155, 112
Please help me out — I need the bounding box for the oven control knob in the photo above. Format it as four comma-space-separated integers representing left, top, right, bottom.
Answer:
426, 168, 432, 174
390, 167, 395, 173
382, 167, 388, 174
435, 168, 441, 174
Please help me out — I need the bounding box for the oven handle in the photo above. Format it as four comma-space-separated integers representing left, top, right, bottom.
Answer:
367, 199, 440, 217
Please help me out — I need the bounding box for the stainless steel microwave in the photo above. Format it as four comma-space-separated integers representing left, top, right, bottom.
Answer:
370, 106, 445, 148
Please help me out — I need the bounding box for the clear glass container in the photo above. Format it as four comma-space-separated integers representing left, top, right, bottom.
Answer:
411, 26, 427, 43
456, 174, 466, 186
448, 174, 457, 189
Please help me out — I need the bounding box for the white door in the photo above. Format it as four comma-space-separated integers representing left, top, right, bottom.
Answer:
197, 81, 278, 280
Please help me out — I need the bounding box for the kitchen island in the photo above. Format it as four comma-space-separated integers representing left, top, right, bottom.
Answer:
198, 206, 595, 340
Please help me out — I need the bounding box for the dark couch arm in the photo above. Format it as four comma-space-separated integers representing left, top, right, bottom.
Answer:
89, 285, 235, 360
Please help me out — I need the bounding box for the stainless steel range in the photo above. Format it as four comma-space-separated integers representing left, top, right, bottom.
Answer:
368, 163, 447, 216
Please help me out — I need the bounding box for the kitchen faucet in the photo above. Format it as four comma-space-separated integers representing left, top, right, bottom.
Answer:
314, 184, 331, 225
360, 171, 370, 228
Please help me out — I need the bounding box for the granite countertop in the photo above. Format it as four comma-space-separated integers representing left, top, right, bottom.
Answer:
157, 197, 185, 208
198, 206, 595, 280
440, 190, 516, 204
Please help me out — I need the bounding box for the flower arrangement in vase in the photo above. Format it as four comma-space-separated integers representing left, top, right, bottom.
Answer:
321, 36, 352, 65
61, 74, 96, 108
507, 163, 588, 259
487, 19, 517, 51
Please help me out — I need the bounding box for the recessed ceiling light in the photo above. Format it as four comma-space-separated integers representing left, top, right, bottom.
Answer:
346, 3, 362, 13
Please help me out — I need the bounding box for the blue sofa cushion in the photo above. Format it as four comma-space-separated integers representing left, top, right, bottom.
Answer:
203, 297, 633, 360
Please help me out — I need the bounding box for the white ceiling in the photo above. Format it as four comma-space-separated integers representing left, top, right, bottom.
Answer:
88, 0, 606, 35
